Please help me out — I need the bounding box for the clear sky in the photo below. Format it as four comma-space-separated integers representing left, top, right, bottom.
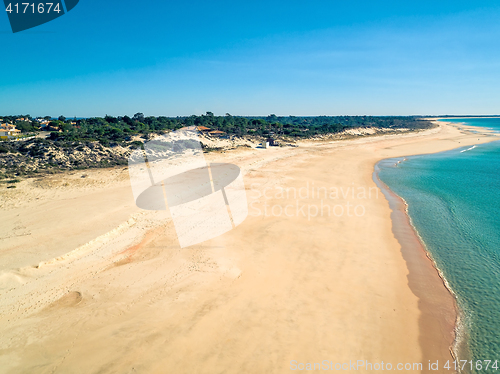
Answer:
1, 0, 499, 117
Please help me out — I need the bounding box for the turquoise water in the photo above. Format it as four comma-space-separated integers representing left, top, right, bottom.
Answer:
378, 118, 500, 371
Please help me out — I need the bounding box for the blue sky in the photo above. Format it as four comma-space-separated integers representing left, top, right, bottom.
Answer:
1, 0, 499, 117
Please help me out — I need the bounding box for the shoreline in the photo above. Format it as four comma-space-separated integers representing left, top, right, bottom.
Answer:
373, 125, 500, 372
426, 116, 500, 119
373, 161, 458, 371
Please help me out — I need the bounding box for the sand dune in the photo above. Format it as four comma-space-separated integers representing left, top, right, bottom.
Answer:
0, 122, 498, 373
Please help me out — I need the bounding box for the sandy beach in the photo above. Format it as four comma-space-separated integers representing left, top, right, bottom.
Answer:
1, 121, 498, 373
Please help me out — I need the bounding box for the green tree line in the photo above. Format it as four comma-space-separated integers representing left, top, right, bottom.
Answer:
1, 113, 432, 146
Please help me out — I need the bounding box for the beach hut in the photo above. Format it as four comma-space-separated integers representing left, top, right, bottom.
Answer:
267, 137, 277, 146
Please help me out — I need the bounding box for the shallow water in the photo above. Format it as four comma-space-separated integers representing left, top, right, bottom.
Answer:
378, 118, 500, 372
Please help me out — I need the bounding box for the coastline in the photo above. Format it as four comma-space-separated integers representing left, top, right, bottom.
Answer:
1, 122, 499, 373
372, 121, 500, 372
373, 162, 458, 370
426, 116, 500, 120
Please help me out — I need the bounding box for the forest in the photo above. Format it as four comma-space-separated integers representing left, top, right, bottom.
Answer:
1, 113, 432, 146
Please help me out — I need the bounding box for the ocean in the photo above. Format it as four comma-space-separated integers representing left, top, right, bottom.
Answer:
377, 118, 500, 372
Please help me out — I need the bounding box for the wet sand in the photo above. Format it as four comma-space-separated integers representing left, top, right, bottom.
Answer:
374, 166, 458, 370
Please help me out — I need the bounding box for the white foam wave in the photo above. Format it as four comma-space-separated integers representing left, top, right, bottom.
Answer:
460, 145, 476, 153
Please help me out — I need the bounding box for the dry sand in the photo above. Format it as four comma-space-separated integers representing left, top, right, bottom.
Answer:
0, 121, 498, 373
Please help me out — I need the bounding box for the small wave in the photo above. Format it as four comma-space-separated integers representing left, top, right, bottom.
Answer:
460, 145, 476, 153
453, 305, 472, 365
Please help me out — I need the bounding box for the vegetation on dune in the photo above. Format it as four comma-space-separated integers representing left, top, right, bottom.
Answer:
2, 112, 431, 144
0, 112, 433, 180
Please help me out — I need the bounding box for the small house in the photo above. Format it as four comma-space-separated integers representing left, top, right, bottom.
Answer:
267, 137, 277, 146
0, 124, 21, 139
47, 126, 61, 132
